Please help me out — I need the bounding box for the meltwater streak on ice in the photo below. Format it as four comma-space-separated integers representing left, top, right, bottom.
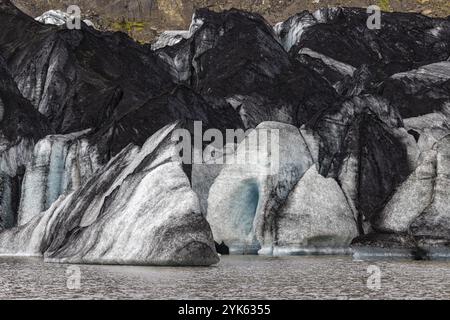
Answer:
0, 256, 449, 299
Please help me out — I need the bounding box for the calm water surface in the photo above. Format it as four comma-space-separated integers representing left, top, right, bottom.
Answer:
0, 255, 448, 299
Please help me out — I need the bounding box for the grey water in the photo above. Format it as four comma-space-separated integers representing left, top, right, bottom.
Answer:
0, 255, 449, 299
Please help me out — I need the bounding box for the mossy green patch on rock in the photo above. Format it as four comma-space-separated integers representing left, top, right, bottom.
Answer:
112, 20, 145, 33
11, 0, 450, 43
378, 0, 393, 12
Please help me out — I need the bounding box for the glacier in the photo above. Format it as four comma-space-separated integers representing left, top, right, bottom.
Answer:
0, 2, 450, 262
0, 123, 219, 266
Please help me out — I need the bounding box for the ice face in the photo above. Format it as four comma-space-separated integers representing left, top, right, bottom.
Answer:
0, 123, 219, 266
0, 138, 35, 177
0, 138, 38, 229
377, 151, 437, 233
274, 166, 358, 254
231, 180, 259, 236
46, 139, 66, 211
210, 178, 262, 254
410, 136, 450, 239
18, 131, 98, 226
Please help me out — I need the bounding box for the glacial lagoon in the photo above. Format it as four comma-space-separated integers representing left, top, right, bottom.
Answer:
0, 255, 448, 300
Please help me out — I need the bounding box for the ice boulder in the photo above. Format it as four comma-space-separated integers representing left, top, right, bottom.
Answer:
207, 122, 317, 254
359, 134, 450, 259
0, 123, 219, 266
410, 135, 450, 240
376, 134, 450, 237
376, 150, 437, 233
274, 166, 358, 255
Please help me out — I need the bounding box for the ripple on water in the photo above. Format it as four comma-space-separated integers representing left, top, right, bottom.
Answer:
0, 255, 449, 299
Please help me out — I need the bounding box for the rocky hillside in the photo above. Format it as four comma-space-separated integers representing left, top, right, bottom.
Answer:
11, 0, 450, 42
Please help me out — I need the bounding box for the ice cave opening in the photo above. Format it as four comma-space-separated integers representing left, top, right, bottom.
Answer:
228, 179, 261, 254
